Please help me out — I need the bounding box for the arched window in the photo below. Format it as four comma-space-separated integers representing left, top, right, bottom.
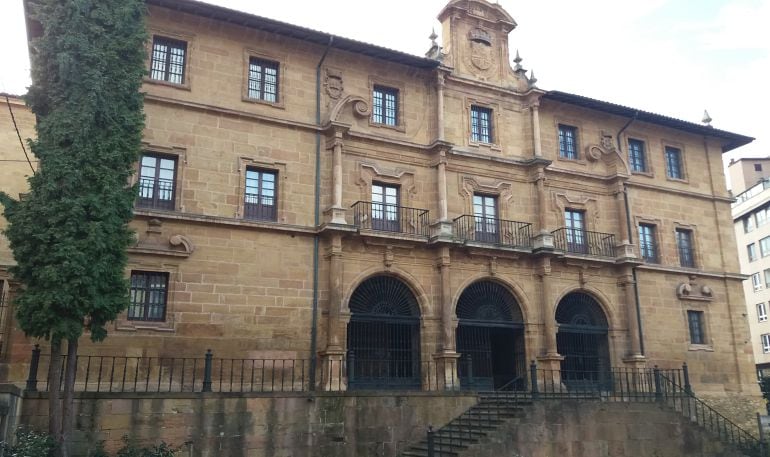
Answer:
555, 292, 610, 389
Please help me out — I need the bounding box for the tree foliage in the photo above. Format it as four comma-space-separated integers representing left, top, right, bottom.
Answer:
0, 0, 146, 343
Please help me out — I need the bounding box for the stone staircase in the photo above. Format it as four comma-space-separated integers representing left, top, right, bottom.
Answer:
399, 391, 532, 457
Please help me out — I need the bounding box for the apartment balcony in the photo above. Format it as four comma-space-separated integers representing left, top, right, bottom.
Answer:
351, 201, 430, 238
552, 228, 616, 258
453, 215, 533, 249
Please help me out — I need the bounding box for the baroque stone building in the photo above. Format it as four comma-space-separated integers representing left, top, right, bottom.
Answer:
1, 0, 759, 412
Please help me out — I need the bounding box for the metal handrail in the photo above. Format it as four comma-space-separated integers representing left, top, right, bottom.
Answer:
351, 201, 430, 237
551, 227, 616, 257
453, 214, 532, 248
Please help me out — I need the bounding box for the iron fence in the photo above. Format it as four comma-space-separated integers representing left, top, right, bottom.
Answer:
351, 201, 430, 237
0, 292, 8, 356
453, 215, 532, 248
552, 228, 616, 257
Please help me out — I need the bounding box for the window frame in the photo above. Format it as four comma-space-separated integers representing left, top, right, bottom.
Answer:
761, 237, 770, 258
763, 334, 770, 354
246, 57, 280, 103
753, 272, 764, 292
745, 215, 756, 233
372, 85, 399, 127
558, 124, 579, 160
675, 228, 695, 268
371, 182, 401, 232
470, 105, 494, 144
687, 310, 706, 345
149, 35, 188, 86
664, 146, 685, 180
628, 138, 647, 173
472, 193, 500, 243
137, 152, 178, 211
243, 167, 278, 222
638, 223, 658, 263
749, 243, 759, 262
758, 303, 768, 323
128, 271, 170, 322
764, 268, 770, 288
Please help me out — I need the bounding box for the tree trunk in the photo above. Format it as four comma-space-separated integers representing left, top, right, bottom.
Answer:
48, 338, 63, 457
60, 338, 79, 457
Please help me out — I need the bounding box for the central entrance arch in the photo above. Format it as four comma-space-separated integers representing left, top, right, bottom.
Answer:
456, 280, 526, 391
555, 292, 611, 389
346, 275, 421, 390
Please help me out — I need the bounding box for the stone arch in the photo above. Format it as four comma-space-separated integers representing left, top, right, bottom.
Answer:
343, 266, 431, 320
451, 273, 532, 325
552, 285, 616, 329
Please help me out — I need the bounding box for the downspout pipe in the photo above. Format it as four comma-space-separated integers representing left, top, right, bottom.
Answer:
310, 36, 334, 390
617, 111, 646, 355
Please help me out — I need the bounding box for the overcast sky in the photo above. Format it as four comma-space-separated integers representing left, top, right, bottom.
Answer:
1, 0, 768, 170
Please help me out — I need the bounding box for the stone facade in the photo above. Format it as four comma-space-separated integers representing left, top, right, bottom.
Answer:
0, 0, 760, 423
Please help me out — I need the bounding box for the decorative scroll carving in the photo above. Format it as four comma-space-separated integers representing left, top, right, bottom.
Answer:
327, 95, 371, 125
584, 130, 630, 176
129, 219, 194, 258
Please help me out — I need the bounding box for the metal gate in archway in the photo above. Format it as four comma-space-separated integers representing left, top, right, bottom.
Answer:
346, 276, 421, 390
456, 281, 526, 391
555, 292, 611, 389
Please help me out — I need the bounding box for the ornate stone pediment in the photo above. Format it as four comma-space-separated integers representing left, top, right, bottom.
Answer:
129, 219, 194, 258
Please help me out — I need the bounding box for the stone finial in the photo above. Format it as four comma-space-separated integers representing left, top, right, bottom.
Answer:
702, 110, 712, 126
528, 69, 538, 86
513, 49, 523, 71
429, 28, 438, 46
425, 28, 443, 60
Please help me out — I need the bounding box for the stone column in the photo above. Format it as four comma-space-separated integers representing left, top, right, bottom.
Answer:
536, 258, 563, 373
433, 246, 460, 390
321, 234, 346, 390
437, 72, 446, 142
532, 167, 555, 252
432, 149, 453, 238
621, 267, 645, 368
325, 130, 347, 225
531, 103, 542, 158
614, 181, 636, 260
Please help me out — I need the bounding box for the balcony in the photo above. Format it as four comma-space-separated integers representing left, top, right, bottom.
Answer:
351, 201, 430, 237
552, 228, 616, 257
453, 215, 532, 248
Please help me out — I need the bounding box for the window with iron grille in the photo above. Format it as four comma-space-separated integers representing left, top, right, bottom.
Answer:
756, 163, 764, 172
470, 105, 493, 143
137, 154, 177, 210
248, 58, 279, 102
665, 146, 684, 179
749, 243, 759, 262
128, 271, 169, 322
763, 334, 770, 353
559, 124, 578, 159
628, 139, 646, 172
372, 86, 398, 126
676, 228, 695, 267
758, 303, 768, 323
244, 168, 277, 221
637, 224, 657, 263
687, 310, 706, 345
150, 37, 187, 84
754, 272, 764, 291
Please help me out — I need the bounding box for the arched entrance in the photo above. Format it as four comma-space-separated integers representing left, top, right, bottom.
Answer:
346, 275, 421, 390
456, 281, 526, 390
555, 292, 611, 389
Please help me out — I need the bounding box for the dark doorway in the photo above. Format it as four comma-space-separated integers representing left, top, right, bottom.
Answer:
347, 275, 420, 390
456, 281, 526, 391
555, 292, 611, 390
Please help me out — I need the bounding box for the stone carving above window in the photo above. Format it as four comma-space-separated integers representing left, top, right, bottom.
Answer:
356, 162, 416, 205
585, 130, 630, 176
130, 219, 194, 258
677, 276, 713, 302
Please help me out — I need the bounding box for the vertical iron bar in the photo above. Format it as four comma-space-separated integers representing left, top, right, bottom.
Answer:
653, 366, 662, 402
530, 361, 538, 399
25, 345, 41, 392
202, 349, 213, 392
427, 426, 435, 457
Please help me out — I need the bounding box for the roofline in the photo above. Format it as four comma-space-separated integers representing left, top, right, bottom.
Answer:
145, 0, 441, 69
729, 157, 770, 163
542, 91, 754, 153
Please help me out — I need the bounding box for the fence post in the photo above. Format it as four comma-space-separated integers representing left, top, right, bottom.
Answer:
653, 365, 662, 402
25, 344, 41, 393
202, 349, 213, 393
682, 362, 692, 395
427, 425, 435, 457
347, 351, 355, 385
530, 360, 539, 399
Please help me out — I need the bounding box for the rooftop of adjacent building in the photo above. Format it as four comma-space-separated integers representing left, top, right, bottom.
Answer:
732, 178, 770, 219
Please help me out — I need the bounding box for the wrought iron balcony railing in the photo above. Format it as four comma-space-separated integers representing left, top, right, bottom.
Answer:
678, 247, 696, 268
453, 215, 532, 248
351, 201, 430, 237
552, 228, 616, 257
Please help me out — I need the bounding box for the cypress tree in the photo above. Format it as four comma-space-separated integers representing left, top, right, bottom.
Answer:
0, 1, 146, 454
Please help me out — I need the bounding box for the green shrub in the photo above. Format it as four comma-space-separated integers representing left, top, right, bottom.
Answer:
1, 427, 53, 457
115, 436, 181, 457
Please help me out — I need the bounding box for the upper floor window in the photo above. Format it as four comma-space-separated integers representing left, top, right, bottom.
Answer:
473, 194, 499, 243
764, 268, 770, 288
676, 229, 695, 268
665, 146, 684, 179
745, 215, 756, 233
758, 303, 768, 323
371, 183, 400, 232
558, 124, 578, 160
150, 37, 187, 84
372, 86, 398, 126
687, 310, 706, 345
128, 271, 169, 322
564, 209, 586, 251
248, 57, 279, 102
753, 272, 763, 291
756, 163, 764, 172
244, 168, 277, 221
759, 209, 769, 227
749, 243, 759, 262
137, 154, 176, 210
763, 334, 770, 353
762, 237, 770, 258
470, 105, 493, 143
628, 139, 646, 173
638, 224, 658, 263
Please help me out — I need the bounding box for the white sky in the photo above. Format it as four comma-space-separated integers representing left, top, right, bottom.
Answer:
1, 0, 768, 170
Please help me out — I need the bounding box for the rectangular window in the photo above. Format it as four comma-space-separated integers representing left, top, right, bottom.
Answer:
638, 224, 658, 263
749, 243, 759, 262
371, 183, 400, 232
628, 139, 646, 173
473, 194, 499, 243
372, 86, 398, 126
244, 168, 277, 221
764, 268, 770, 288
128, 271, 169, 322
758, 209, 769, 227
676, 229, 695, 268
470, 105, 493, 143
756, 164, 763, 172
137, 154, 176, 210
754, 272, 763, 291
665, 146, 684, 179
762, 237, 770, 258
763, 334, 770, 354
248, 58, 279, 102
565, 209, 586, 252
687, 310, 705, 345
150, 36, 187, 84
759, 303, 768, 323
559, 124, 578, 160
745, 215, 756, 233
